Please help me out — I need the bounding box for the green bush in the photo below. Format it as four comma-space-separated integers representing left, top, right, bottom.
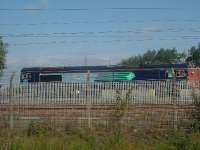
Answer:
27, 121, 52, 136
167, 130, 191, 150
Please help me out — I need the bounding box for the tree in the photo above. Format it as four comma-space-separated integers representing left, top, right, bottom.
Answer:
187, 43, 200, 67
121, 55, 143, 67
0, 37, 7, 74
120, 48, 185, 67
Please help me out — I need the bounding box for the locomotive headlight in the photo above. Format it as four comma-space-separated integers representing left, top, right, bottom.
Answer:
21, 73, 28, 80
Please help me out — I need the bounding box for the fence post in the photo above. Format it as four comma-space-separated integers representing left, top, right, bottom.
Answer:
172, 70, 178, 129
9, 72, 15, 129
86, 70, 92, 128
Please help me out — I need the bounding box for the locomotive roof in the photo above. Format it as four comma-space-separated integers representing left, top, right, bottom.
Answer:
21, 64, 188, 73
21, 65, 137, 73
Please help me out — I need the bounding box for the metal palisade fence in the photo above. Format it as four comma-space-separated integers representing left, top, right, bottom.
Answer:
0, 81, 197, 105
0, 80, 199, 129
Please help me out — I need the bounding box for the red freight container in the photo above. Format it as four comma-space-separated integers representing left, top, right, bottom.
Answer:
188, 68, 200, 83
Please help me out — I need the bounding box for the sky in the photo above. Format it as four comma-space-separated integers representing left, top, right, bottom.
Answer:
0, 0, 200, 73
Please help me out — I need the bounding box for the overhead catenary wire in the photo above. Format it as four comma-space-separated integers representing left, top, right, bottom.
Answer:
0, 7, 199, 53
0, 7, 179, 12
7, 37, 200, 47
0, 8, 89, 11
1, 19, 200, 26
1, 27, 200, 38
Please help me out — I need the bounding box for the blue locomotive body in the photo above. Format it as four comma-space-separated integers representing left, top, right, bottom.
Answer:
20, 64, 188, 83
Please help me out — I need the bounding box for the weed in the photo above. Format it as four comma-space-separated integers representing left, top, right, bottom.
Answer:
27, 121, 52, 136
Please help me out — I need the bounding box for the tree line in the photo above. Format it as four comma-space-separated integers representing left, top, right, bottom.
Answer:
120, 43, 200, 67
